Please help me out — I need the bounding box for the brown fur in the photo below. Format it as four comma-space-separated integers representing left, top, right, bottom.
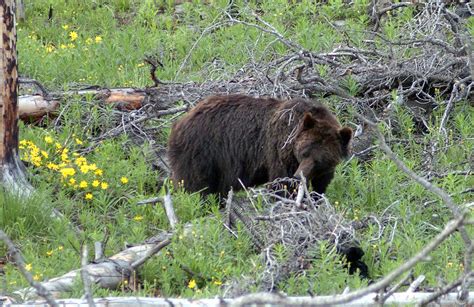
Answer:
167, 94, 352, 196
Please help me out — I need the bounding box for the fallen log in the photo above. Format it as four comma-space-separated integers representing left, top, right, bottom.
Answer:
18, 87, 148, 121
6, 291, 474, 306
18, 95, 59, 121
13, 240, 171, 301
54, 87, 146, 111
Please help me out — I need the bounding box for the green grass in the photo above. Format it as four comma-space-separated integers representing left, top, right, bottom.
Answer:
1, 0, 472, 299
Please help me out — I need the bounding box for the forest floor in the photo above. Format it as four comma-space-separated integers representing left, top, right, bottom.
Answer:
1, 0, 473, 302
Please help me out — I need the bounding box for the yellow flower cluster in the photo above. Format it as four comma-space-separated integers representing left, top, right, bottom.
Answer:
69, 31, 78, 41
19, 140, 44, 167
40, 27, 103, 54
19, 135, 129, 202
188, 279, 197, 289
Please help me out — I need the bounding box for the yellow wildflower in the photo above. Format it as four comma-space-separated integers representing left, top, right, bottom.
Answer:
58, 246, 64, 251
94, 169, 103, 176
69, 178, 76, 185
137, 62, 145, 68
92, 180, 100, 188
25, 263, 32, 271
62, 24, 69, 30
80, 164, 89, 174
95, 36, 102, 43
75, 138, 83, 145
44, 136, 53, 144
31, 157, 42, 167
85, 193, 93, 200
46, 250, 53, 256
69, 31, 78, 41
60, 44, 67, 49
60, 168, 75, 178
75, 157, 87, 166
41, 150, 49, 158
55, 142, 62, 150
188, 279, 197, 289
33, 274, 40, 281
45, 45, 55, 53
214, 280, 222, 286
88, 163, 97, 171
85, 37, 93, 45
46, 162, 59, 170
133, 215, 143, 221
79, 181, 88, 188
100, 182, 108, 190
61, 153, 70, 163
120, 177, 129, 184
67, 43, 75, 49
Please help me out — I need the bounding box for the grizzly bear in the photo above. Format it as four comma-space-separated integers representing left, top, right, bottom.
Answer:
167, 94, 352, 196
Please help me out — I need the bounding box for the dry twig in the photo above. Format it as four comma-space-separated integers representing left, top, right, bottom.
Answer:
0, 230, 58, 306
80, 244, 95, 307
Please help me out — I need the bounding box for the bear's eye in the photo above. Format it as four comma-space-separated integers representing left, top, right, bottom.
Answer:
302, 151, 311, 159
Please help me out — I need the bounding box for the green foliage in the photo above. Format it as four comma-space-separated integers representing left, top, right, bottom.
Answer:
0, 190, 57, 239
282, 242, 368, 295
3, 0, 472, 299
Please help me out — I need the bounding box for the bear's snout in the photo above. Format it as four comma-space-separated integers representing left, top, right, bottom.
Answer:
293, 159, 314, 180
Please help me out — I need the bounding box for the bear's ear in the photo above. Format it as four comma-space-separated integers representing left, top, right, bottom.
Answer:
339, 127, 352, 146
302, 113, 316, 131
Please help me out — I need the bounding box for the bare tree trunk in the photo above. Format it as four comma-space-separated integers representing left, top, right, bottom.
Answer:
16, 0, 25, 21
0, 0, 32, 194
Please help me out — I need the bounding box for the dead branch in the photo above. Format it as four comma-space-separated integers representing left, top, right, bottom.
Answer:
232, 216, 465, 306
0, 230, 58, 306
406, 275, 425, 293
130, 239, 172, 270
162, 191, 178, 230
93, 104, 188, 141
377, 271, 412, 303
80, 245, 95, 307
369, 1, 414, 31
3, 292, 473, 306
14, 242, 168, 301
136, 196, 163, 205
219, 1, 472, 117
419, 272, 474, 306
94, 242, 103, 261
143, 56, 166, 87
224, 188, 234, 229
359, 114, 472, 301
225, 178, 363, 294
11, 187, 184, 301
225, 11, 304, 53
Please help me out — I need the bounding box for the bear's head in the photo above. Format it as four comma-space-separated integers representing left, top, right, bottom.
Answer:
293, 112, 352, 180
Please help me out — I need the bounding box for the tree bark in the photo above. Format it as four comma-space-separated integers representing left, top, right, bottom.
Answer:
0, 0, 32, 194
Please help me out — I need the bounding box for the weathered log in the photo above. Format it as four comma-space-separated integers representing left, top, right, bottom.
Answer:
55, 87, 146, 111
18, 88, 147, 120
14, 241, 171, 301
18, 95, 59, 121
6, 291, 474, 306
